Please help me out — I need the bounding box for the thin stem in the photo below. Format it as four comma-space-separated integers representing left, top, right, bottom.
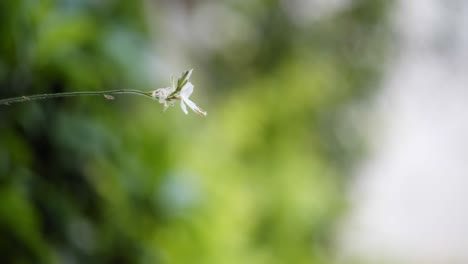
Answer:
0, 89, 154, 105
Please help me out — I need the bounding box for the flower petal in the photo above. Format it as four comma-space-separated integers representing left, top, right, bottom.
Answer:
180, 82, 194, 98
180, 100, 188, 114
183, 98, 207, 116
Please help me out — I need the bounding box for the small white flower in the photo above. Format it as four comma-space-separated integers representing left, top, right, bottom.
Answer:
179, 82, 207, 116
151, 69, 207, 116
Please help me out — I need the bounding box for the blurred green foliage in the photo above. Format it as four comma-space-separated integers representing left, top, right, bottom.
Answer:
0, 0, 389, 263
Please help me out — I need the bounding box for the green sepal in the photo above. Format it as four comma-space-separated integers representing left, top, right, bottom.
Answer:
175, 69, 193, 93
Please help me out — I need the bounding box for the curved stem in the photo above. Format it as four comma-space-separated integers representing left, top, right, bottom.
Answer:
0, 89, 154, 105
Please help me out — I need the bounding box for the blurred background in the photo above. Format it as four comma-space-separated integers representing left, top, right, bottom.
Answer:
1, 0, 466, 263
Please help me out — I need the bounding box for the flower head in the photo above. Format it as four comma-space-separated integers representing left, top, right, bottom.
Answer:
151, 69, 207, 116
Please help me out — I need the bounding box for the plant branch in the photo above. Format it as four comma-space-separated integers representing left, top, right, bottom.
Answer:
0, 89, 154, 105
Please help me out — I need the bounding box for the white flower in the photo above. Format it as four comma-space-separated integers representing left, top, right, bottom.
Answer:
151, 69, 207, 116
179, 82, 207, 116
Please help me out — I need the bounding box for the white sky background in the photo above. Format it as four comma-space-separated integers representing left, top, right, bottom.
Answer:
339, 0, 468, 263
